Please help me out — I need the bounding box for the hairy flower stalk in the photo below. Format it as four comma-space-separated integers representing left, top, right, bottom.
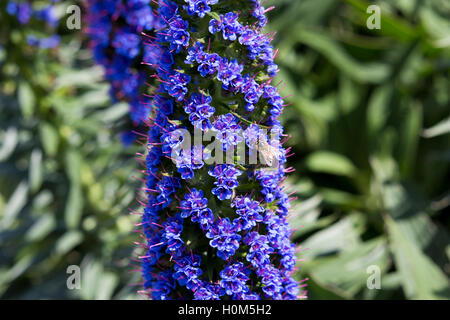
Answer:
138, 0, 305, 300
86, 0, 161, 129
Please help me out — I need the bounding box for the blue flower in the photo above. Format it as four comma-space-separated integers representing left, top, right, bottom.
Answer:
213, 113, 243, 150
232, 197, 264, 231
156, 176, 180, 208
126, 5, 154, 30
209, 17, 223, 34
259, 265, 283, 299
207, 218, 241, 260
34, 5, 58, 27
185, 41, 205, 64
175, 145, 206, 180
162, 214, 184, 253
14, 3, 32, 25
136, 0, 303, 300
244, 232, 272, 268
167, 71, 191, 101
112, 30, 141, 59
173, 253, 203, 289
220, 262, 250, 295
208, 164, 242, 201
87, 0, 159, 126
217, 58, 243, 90
185, 93, 215, 130
194, 283, 224, 300
222, 12, 241, 41
180, 189, 214, 228
163, 15, 190, 53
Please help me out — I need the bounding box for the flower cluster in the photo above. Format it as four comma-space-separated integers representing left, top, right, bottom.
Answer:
213, 114, 243, 150
137, 0, 304, 300
220, 262, 250, 295
175, 145, 205, 180
185, 40, 284, 118
185, 93, 215, 130
209, 12, 278, 76
6, 1, 33, 25
185, 0, 218, 18
180, 188, 214, 228
232, 197, 264, 231
166, 71, 191, 102
6, 1, 60, 49
208, 164, 242, 201
249, 0, 268, 28
86, 0, 160, 125
207, 217, 241, 260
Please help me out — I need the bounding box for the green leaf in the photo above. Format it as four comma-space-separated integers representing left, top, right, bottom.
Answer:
338, 75, 361, 114
294, 28, 390, 83
65, 185, 83, 229
18, 82, 35, 118
64, 150, 84, 229
422, 116, 450, 138
93, 102, 129, 123
301, 213, 365, 259
0, 127, 19, 162
39, 123, 59, 157
290, 195, 333, 238
65, 149, 82, 184
305, 237, 389, 298
54, 66, 104, 89
80, 257, 101, 300
1, 181, 28, 230
305, 151, 357, 177
385, 215, 450, 299
54, 231, 83, 255
25, 214, 56, 242
366, 85, 393, 140
29, 149, 43, 193
398, 101, 422, 176
344, 0, 418, 42
95, 272, 119, 300
419, 6, 450, 42
306, 274, 349, 300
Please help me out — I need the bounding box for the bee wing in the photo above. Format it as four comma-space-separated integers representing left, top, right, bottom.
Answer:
258, 141, 279, 166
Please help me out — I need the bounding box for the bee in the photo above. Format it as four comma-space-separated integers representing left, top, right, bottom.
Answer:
254, 139, 280, 167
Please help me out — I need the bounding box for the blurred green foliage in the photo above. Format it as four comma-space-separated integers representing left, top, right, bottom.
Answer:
0, 1, 141, 299
268, 0, 450, 299
0, 0, 449, 300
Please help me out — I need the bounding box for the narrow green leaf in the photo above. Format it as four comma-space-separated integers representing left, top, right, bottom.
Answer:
64, 149, 84, 229
294, 28, 390, 83
385, 215, 450, 299
54, 231, 84, 255
422, 116, 450, 138
65, 185, 83, 229
18, 82, 35, 118
29, 149, 43, 193
398, 101, 422, 176
305, 151, 357, 177
39, 123, 59, 157
1, 181, 28, 230
366, 85, 393, 139
306, 238, 389, 297
95, 273, 119, 300
0, 127, 19, 162
301, 213, 365, 259
25, 214, 56, 242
